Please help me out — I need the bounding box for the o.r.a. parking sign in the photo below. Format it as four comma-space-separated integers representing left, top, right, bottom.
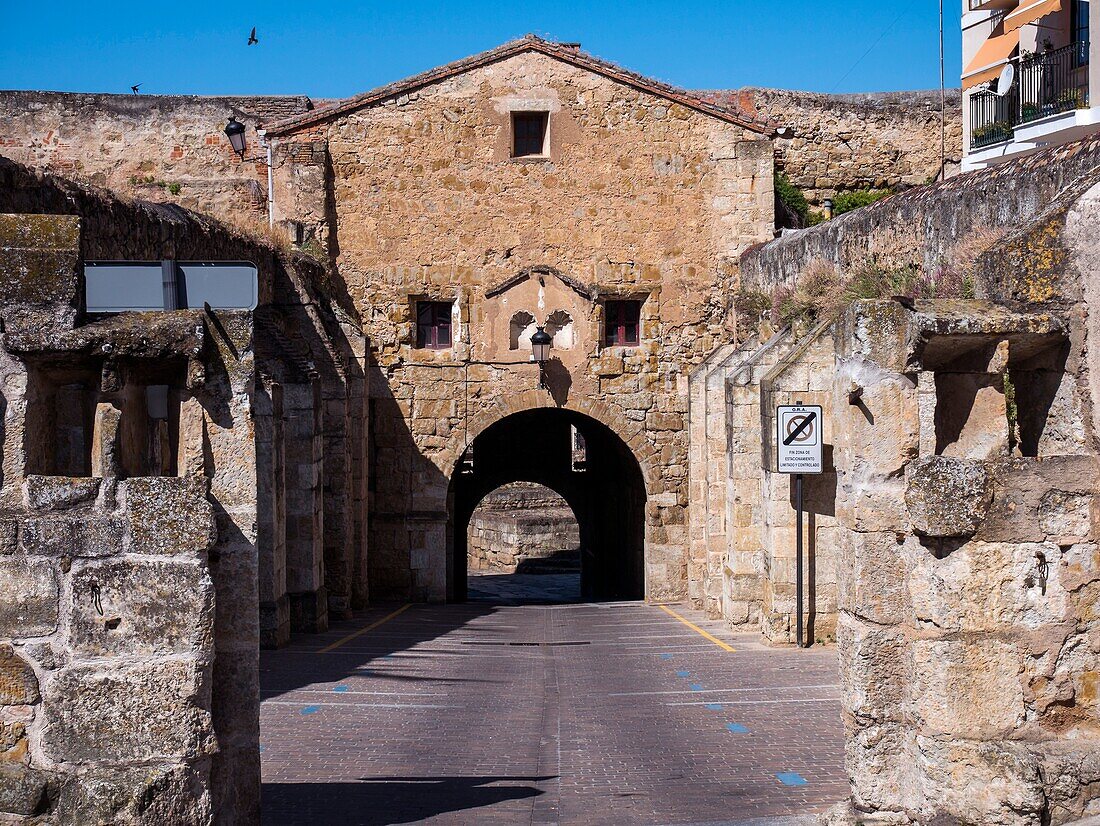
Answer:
776, 405, 823, 474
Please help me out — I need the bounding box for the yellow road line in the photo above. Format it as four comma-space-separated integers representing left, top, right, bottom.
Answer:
318, 604, 411, 653
657, 604, 736, 652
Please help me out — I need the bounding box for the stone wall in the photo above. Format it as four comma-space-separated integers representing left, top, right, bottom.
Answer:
733, 124, 1100, 822
467, 483, 580, 573
688, 318, 839, 641
702, 88, 964, 205
832, 298, 1100, 824
0, 91, 314, 227
740, 133, 1100, 292
268, 39, 776, 603
0, 158, 367, 823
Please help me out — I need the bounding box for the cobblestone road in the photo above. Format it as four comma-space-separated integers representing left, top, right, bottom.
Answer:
260, 574, 846, 825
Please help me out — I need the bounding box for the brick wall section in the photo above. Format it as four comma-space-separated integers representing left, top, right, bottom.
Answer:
700, 87, 964, 204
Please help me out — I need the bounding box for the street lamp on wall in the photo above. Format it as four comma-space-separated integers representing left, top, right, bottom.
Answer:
221, 116, 275, 228
224, 117, 248, 159
530, 326, 552, 388
530, 327, 552, 364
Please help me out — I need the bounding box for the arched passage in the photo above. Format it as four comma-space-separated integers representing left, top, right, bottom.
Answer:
448, 408, 646, 602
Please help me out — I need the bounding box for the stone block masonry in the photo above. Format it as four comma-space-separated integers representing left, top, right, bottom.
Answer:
467, 482, 580, 573
0, 157, 367, 824
264, 37, 777, 603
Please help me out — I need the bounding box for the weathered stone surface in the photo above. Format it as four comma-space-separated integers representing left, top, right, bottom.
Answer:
0, 519, 14, 555
911, 639, 1024, 738
41, 659, 215, 763
934, 374, 1009, 460
0, 721, 27, 761
981, 456, 1099, 544
837, 612, 906, 723
915, 737, 1045, 826
0, 764, 56, 817
0, 558, 58, 638
905, 456, 992, 537
0, 644, 39, 705
54, 764, 212, 826
23, 475, 100, 511
844, 722, 920, 814
69, 559, 214, 657
908, 541, 1068, 632
122, 477, 215, 556
21, 514, 124, 557
835, 531, 910, 625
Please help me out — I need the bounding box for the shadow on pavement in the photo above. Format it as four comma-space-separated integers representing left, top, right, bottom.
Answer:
261, 775, 553, 825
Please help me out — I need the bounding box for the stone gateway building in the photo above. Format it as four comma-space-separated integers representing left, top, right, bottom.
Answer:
259, 36, 776, 606
2, 34, 1099, 826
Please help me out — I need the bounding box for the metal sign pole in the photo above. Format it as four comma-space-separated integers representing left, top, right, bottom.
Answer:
795, 472, 804, 648
776, 403, 821, 650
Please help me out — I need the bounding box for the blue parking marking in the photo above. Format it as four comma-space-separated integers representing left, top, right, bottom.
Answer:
776, 772, 807, 786
301, 705, 321, 715
676, 670, 690, 678
258, 744, 266, 753
726, 723, 749, 734
659, 653, 673, 660
705, 703, 723, 711
690, 684, 704, 691
333, 685, 349, 693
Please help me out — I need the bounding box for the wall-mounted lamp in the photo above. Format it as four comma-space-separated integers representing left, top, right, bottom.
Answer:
530, 327, 552, 364
224, 117, 248, 159
221, 116, 275, 228
530, 326, 552, 388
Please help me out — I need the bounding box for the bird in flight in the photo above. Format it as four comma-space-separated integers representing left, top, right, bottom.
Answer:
247, 27, 258, 45
131, 84, 141, 94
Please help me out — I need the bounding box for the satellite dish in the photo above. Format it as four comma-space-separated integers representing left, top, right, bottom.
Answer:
996, 63, 1016, 96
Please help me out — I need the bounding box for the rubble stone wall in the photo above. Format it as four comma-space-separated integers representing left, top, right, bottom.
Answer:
271, 47, 775, 602
719, 134, 1100, 821
0, 91, 313, 227
467, 483, 580, 572
704, 88, 964, 204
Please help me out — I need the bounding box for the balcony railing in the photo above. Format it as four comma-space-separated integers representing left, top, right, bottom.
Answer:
970, 42, 1090, 150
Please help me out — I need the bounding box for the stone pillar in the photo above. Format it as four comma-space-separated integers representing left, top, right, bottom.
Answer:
832, 300, 1100, 823
283, 380, 327, 633
257, 382, 289, 649
321, 389, 353, 620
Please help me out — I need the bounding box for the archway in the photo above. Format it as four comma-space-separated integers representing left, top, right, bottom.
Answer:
448, 408, 646, 602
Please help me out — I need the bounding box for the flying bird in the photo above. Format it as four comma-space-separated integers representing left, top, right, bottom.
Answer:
130, 84, 141, 94
247, 27, 258, 45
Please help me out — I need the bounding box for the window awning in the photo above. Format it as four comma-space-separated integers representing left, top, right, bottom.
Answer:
1004, 0, 1062, 32
963, 26, 1021, 89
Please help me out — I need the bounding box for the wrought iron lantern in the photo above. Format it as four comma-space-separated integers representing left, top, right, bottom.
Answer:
530, 327, 552, 363
224, 117, 247, 159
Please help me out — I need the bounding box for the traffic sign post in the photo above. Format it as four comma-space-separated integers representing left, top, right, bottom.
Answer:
776, 404, 823, 648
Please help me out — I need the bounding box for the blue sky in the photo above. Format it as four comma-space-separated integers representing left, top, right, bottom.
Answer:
0, 1, 962, 97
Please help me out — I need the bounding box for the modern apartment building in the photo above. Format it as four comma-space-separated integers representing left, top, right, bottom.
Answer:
963, 0, 1098, 169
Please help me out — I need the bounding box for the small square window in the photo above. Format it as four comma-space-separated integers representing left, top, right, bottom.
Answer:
416, 301, 453, 349
512, 112, 548, 158
604, 300, 641, 347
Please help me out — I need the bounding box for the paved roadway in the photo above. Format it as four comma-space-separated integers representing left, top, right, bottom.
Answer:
260, 573, 846, 825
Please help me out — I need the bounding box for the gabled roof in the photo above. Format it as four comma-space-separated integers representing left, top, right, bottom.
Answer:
263, 35, 774, 137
